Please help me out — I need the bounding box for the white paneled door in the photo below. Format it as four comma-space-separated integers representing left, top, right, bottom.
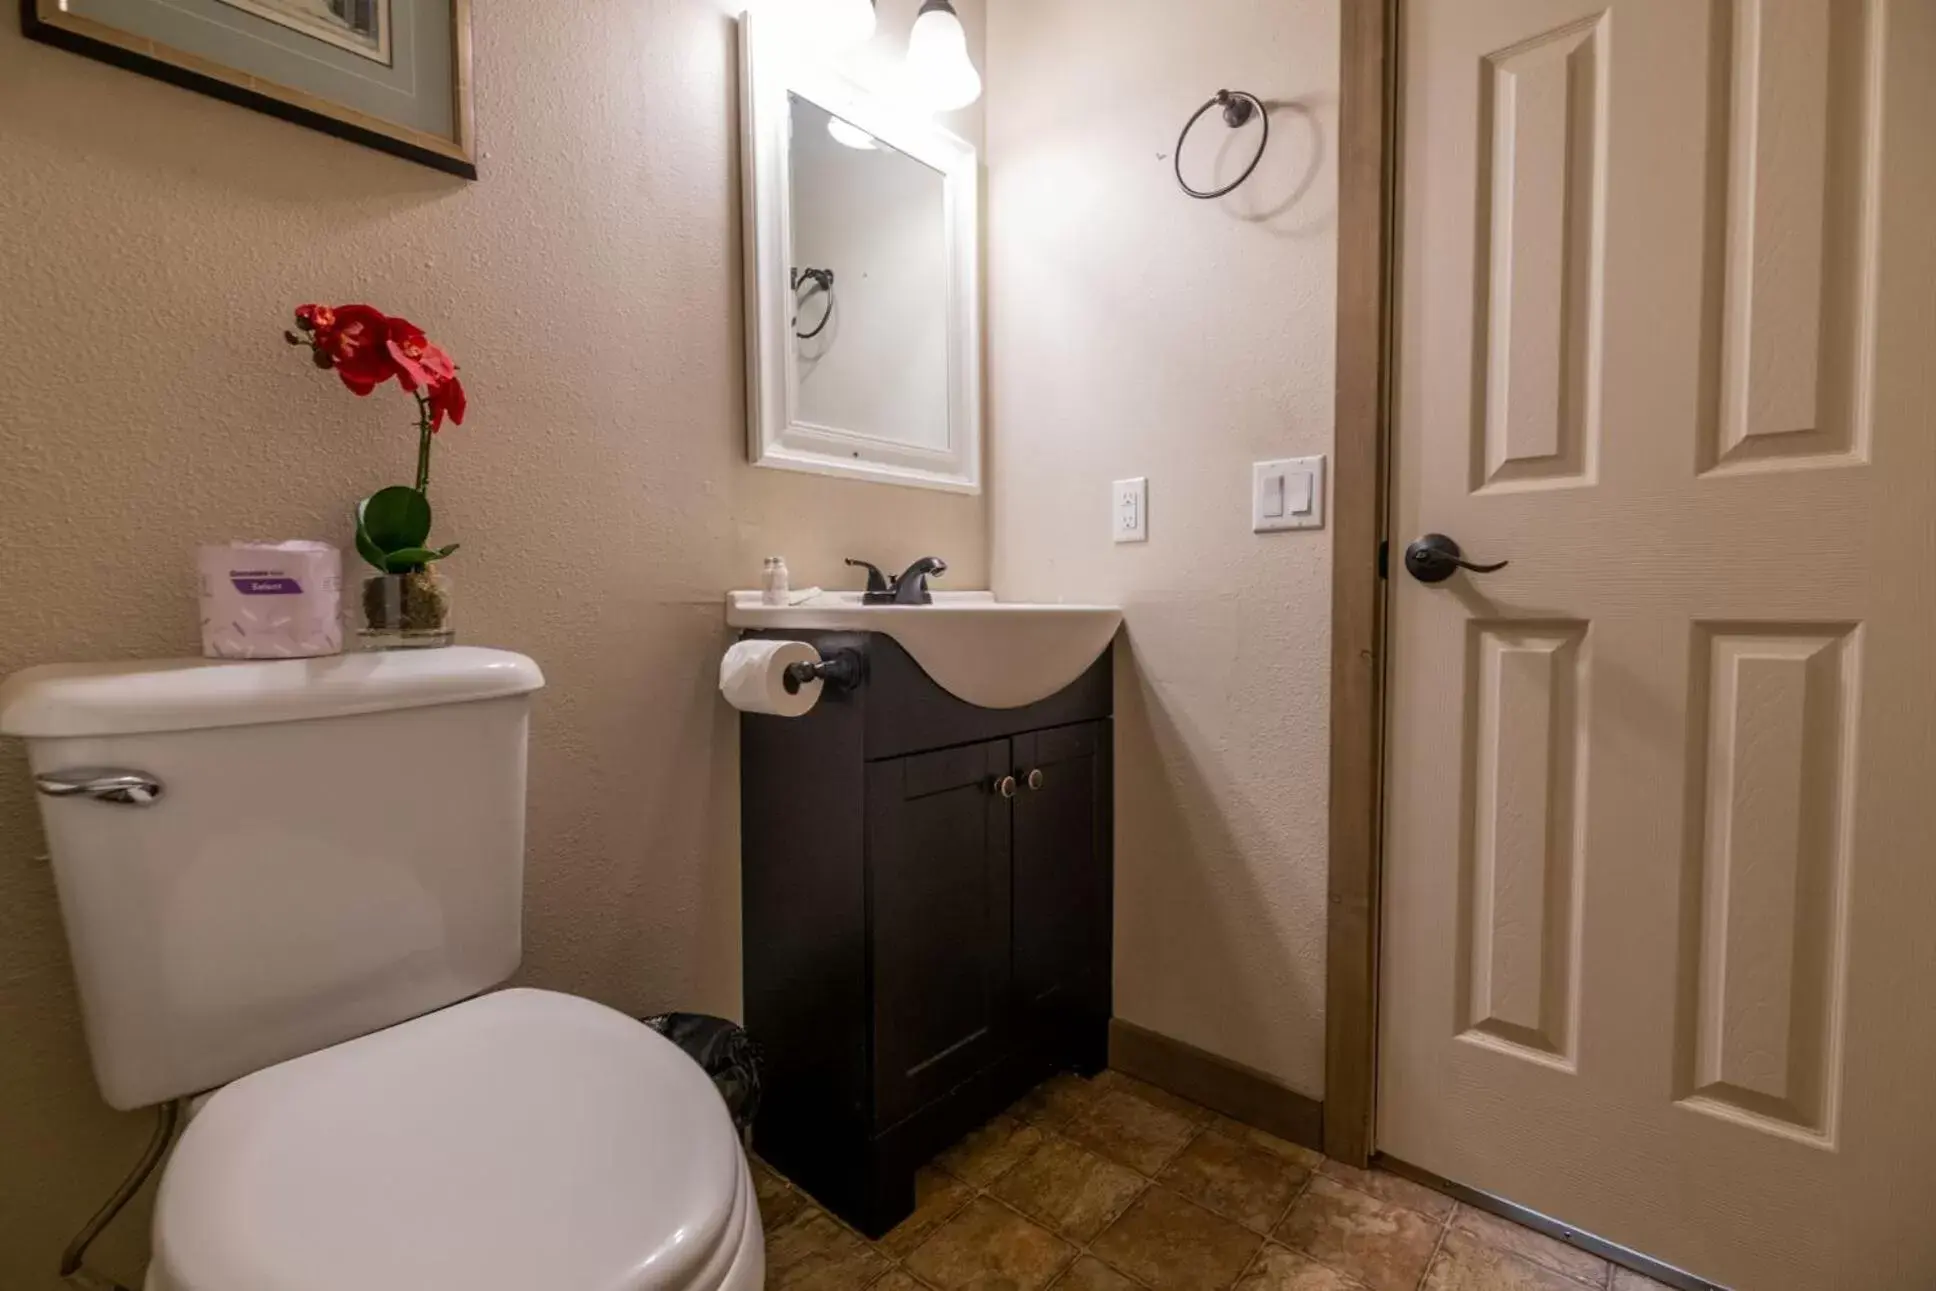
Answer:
1378, 2, 1934, 1287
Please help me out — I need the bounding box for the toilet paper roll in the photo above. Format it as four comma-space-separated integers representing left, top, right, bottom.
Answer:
198, 541, 344, 660
720, 639, 822, 717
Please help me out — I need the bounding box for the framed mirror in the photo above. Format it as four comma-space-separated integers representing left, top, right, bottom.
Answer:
739, 14, 982, 494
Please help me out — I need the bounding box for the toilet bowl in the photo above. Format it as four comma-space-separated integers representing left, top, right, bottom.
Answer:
147, 989, 764, 1291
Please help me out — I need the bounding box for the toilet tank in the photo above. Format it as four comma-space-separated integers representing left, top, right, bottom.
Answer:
0, 647, 545, 1110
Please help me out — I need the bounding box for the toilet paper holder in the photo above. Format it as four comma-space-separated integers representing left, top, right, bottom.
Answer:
782, 650, 863, 696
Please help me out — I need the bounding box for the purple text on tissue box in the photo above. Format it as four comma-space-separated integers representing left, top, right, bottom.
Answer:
230, 576, 305, 595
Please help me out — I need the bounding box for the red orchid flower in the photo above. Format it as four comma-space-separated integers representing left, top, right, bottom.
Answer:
426, 375, 468, 432
384, 317, 457, 393
384, 316, 466, 432
302, 303, 398, 396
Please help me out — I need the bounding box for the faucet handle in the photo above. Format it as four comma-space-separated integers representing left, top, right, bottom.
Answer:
844, 559, 891, 593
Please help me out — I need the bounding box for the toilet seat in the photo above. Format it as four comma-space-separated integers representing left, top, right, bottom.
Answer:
147, 989, 762, 1291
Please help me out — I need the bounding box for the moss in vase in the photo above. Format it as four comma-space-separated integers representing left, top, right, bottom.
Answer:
365, 570, 451, 633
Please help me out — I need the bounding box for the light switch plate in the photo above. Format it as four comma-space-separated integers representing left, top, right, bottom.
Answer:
1113, 477, 1148, 544
1252, 456, 1325, 533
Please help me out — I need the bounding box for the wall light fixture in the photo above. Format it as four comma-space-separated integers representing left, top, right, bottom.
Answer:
906, 0, 981, 111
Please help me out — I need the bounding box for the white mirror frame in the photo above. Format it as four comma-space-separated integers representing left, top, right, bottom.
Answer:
738, 13, 983, 495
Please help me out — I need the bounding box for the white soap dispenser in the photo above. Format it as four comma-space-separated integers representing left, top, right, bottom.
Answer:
761, 557, 791, 607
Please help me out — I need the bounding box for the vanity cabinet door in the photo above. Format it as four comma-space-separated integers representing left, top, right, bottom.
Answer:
1011, 723, 1112, 1066
867, 738, 1014, 1129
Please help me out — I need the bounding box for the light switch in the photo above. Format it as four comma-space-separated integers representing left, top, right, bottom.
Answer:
1287, 469, 1314, 515
1252, 456, 1325, 533
1262, 474, 1286, 519
1113, 477, 1148, 544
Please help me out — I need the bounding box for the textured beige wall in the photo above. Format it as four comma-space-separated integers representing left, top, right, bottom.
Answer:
986, 0, 1339, 1097
0, 1, 983, 1284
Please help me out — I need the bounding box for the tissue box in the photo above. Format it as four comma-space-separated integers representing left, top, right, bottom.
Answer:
198, 542, 344, 659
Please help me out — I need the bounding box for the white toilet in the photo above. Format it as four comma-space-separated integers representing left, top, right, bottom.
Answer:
0, 647, 763, 1291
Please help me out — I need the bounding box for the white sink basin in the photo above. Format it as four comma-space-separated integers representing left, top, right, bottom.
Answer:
727, 591, 1122, 710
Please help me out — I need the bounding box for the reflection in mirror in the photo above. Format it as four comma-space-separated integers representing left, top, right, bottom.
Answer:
788, 94, 950, 450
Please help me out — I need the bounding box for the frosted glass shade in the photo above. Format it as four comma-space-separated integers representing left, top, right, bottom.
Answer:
906, 2, 981, 111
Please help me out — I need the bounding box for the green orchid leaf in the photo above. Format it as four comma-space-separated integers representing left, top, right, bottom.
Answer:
434, 543, 461, 559
353, 510, 389, 574
361, 486, 432, 552
382, 547, 451, 571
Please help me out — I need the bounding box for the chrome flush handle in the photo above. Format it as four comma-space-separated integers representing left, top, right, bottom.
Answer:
34, 768, 165, 806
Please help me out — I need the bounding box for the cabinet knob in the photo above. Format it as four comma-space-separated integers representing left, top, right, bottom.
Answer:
1026, 769, 1045, 791
992, 774, 1019, 799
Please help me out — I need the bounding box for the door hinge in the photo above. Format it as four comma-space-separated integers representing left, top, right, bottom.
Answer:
1377, 539, 1390, 580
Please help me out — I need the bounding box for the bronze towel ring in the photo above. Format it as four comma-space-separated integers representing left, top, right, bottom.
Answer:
1175, 89, 1269, 200
791, 267, 835, 341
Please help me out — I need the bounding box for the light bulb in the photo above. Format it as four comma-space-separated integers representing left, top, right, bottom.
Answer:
906, 0, 981, 111
827, 117, 879, 150
816, 0, 877, 52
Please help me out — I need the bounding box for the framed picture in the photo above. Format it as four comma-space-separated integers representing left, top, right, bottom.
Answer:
20, 0, 475, 178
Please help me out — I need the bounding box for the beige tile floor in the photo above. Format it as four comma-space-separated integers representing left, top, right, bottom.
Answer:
754, 1069, 1678, 1291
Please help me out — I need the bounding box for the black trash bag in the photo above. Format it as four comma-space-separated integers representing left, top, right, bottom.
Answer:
641, 1013, 764, 1135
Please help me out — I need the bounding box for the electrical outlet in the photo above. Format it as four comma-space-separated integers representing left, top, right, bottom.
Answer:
1113, 477, 1148, 544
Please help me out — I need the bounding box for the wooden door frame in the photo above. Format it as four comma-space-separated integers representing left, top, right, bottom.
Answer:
1323, 0, 1399, 1168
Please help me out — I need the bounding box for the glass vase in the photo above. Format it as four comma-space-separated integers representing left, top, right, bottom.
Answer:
359, 569, 454, 650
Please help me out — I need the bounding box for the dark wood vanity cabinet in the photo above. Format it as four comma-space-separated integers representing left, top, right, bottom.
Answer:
1009, 724, 1112, 1067
868, 737, 1016, 1130
740, 631, 1113, 1237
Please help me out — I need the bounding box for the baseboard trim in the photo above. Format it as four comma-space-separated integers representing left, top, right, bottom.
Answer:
1107, 1018, 1324, 1154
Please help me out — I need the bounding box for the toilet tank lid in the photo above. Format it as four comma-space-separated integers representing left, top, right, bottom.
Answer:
0, 647, 544, 738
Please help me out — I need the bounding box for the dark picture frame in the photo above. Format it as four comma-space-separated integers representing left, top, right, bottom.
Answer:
20, 0, 477, 180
